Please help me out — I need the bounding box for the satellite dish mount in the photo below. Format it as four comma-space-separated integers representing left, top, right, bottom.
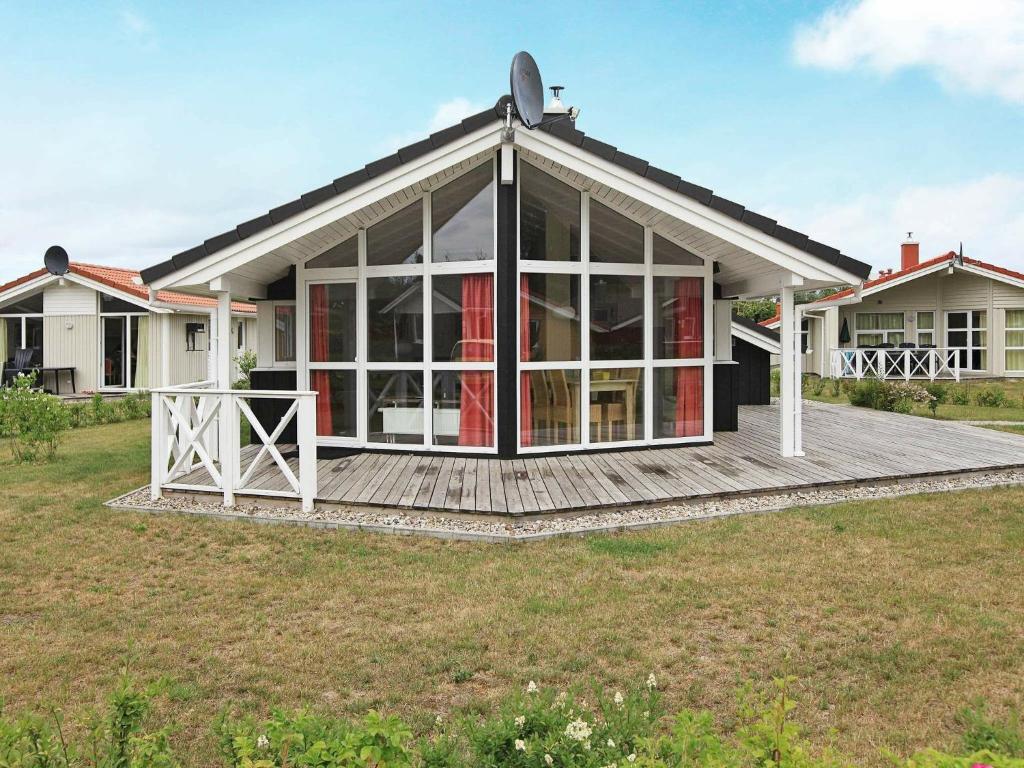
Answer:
44, 245, 70, 277
506, 51, 579, 141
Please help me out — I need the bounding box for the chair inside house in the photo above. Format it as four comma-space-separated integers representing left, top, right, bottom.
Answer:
592, 367, 642, 442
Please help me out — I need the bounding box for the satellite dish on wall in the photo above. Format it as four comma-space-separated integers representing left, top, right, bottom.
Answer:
44, 245, 70, 276
510, 51, 545, 129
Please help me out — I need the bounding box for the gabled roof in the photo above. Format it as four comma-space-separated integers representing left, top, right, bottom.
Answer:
140, 96, 871, 285
758, 250, 1024, 327
0, 263, 256, 314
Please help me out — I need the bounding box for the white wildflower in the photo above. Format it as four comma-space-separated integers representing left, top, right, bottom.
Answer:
514, 715, 526, 728
627, 753, 637, 763
555, 691, 567, 707
642, 711, 649, 719
544, 754, 553, 766
515, 739, 526, 752
564, 718, 592, 742
527, 681, 539, 694
256, 734, 269, 750
435, 714, 444, 727
646, 673, 657, 690
607, 738, 616, 748
613, 691, 624, 707
584, 740, 591, 751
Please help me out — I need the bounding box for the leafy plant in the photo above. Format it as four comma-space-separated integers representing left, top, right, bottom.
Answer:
958, 701, 1024, 757
771, 369, 782, 397
233, 350, 258, 390
975, 387, 1007, 408
829, 378, 841, 397
0, 373, 71, 462
950, 386, 970, 406
809, 377, 827, 397
847, 378, 934, 414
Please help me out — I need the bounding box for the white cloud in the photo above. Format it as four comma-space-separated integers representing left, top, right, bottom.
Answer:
382, 97, 486, 152
764, 174, 1024, 274
794, 0, 1024, 103
119, 8, 151, 37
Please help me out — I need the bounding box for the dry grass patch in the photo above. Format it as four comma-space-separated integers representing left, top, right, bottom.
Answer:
1, 420, 1023, 766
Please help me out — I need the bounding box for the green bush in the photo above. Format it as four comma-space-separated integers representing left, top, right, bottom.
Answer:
950, 386, 970, 406
976, 387, 1007, 408
771, 369, 781, 397
958, 702, 1024, 757
0, 373, 72, 462
847, 378, 934, 415
829, 378, 841, 397
808, 376, 827, 397
233, 350, 258, 389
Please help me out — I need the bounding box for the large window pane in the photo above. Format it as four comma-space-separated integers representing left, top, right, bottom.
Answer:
653, 366, 704, 438
433, 274, 494, 363
519, 163, 580, 262
590, 201, 643, 264
366, 201, 423, 266
855, 312, 904, 330
274, 305, 296, 363
1006, 309, 1024, 328
590, 275, 643, 360
307, 236, 357, 269
2, 319, 18, 365
100, 293, 138, 313
368, 370, 424, 444
432, 163, 494, 262
0, 292, 43, 314
917, 311, 934, 330
433, 371, 494, 448
24, 316, 43, 366
521, 273, 580, 362
521, 369, 580, 447
590, 368, 643, 443
1006, 350, 1024, 371
309, 283, 356, 363
653, 277, 703, 359
367, 276, 423, 362
653, 234, 703, 266
312, 370, 357, 438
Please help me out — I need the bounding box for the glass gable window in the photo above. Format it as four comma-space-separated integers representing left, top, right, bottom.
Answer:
433, 274, 494, 363
590, 201, 643, 264
309, 283, 356, 362
367, 276, 423, 362
520, 273, 581, 362
590, 275, 643, 360
307, 236, 357, 269
654, 234, 703, 266
367, 201, 423, 266
431, 163, 494, 262
0, 292, 43, 314
519, 162, 580, 262
653, 277, 703, 359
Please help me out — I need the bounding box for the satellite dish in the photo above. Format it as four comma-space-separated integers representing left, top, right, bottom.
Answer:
44, 245, 70, 276
510, 51, 544, 129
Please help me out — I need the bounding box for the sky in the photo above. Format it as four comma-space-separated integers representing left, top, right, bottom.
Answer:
1, 0, 1022, 283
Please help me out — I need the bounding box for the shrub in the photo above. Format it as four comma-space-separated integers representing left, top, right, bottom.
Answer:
829, 378, 841, 397
924, 382, 949, 405
847, 378, 934, 414
950, 386, 970, 406
0, 373, 71, 462
976, 387, 1008, 408
771, 369, 781, 397
809, 377, 827, 397
234, 350, 258, 389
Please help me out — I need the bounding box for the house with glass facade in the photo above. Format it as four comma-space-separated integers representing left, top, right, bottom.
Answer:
139, 95, 870, 510
763, 238, 1024, 381
0, 262, 255, 393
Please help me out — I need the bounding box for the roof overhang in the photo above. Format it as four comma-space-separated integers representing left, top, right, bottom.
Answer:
732, 319, 780, 354
0, 271, 171, 314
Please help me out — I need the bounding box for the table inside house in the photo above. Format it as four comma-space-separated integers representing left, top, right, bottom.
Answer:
589, 377, 639, 441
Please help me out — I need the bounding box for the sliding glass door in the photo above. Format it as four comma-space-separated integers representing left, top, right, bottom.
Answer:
946, 310, 987, 371
102, 316, 126, 387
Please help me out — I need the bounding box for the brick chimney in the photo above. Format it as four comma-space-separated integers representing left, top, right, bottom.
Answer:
901, 232, 920, 270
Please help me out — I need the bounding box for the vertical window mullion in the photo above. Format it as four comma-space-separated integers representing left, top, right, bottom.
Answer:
703, 252, 713, 439
357, 229, 368, 445
643, 226, 654, 443
580, 190, 591, 449
422, 191, 433, 449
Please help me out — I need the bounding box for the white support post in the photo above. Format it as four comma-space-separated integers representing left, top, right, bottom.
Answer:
160, 313, 172, 387
297, 394, 317, 512
215, 292, 235, 506
779, 281, 804, 457
150, 391, 164, 501
793, 302, 803, 455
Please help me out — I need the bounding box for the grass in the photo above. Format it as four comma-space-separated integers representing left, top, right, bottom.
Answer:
1, 422, 1024, 766
803, 377, 1024, 422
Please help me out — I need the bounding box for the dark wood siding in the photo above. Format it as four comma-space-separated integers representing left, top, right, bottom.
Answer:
248, 369, 298, 444
732, 336, 771, 406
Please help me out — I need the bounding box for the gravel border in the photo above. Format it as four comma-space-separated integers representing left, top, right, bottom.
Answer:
106, 469, 1024, 543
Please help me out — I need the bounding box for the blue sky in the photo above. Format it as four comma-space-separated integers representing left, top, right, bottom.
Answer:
1, 0, 1022, 282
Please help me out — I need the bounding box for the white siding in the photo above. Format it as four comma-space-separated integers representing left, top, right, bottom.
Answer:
43, 283, 95, 315
43, 314, 98, 391
167, 312, 211, 385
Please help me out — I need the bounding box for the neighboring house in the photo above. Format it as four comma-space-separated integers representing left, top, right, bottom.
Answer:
762, 237, 1024, 380
140, 87, 870, 495
730, 314, 779, 407
0, 262, 256, 393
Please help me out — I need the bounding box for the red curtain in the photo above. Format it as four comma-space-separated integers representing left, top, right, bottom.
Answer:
458, 274, 494, 447
673, 277, 703, 437
309, 284, 333, 436
519, 275, 532, 447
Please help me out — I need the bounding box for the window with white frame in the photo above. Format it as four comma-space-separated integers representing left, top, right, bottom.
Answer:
235, 319, 246, 351
0, 291, 44, 368
946, 310, 987, 370
1005, 310, 1024, 372
303, 158, 497, 450
854, 312, 905, 346
273, 304, 296, 363
517, 159, 708, 451
185, 322, 206, 352
916, 311, 935, 346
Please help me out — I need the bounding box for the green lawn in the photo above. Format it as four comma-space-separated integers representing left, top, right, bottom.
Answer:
1, 422, 1023, 766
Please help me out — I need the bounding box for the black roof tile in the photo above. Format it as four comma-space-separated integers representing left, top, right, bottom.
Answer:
364, 153, 402, 178
709, 195, 745, 221
269, 198, 305, 224
139, 93, 872, 285
732, 311, 780, 342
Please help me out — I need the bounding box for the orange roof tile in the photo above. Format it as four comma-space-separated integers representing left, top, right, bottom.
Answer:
0, 263, 256, 314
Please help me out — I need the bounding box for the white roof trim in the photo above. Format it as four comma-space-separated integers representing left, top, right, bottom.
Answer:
0, 271, 173, 314
733, 320, 781, 353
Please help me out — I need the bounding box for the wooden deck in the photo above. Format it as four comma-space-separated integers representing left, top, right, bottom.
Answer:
176, 401, 1024, 516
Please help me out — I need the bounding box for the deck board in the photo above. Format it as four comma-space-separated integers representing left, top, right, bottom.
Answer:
179, 402, 1024, 515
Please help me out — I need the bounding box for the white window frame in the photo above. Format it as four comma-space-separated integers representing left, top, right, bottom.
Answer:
1005, 309, 1024, 373
853, 311, 906, 347
515, 156, 713, 454
915, 311, 935, 346
98, 309, 149, 390
235, 318, 246, 352
270, 301, 297, 367
300, 155, 499, 453
945, 309, 988, 372
0, 313, 44, 358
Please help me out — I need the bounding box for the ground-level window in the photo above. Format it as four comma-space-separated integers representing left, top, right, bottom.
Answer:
274, 305, 296, 363
1005, 310, 1024, 372
185, 321, 206, 352
854, 312, 904, 346
916, 311, 934, 346
946, 310, 987, 371
0, 314, 44, 367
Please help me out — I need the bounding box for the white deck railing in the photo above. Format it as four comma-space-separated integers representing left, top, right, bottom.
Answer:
830, 348, 960, 381
150, 383, 318, 511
